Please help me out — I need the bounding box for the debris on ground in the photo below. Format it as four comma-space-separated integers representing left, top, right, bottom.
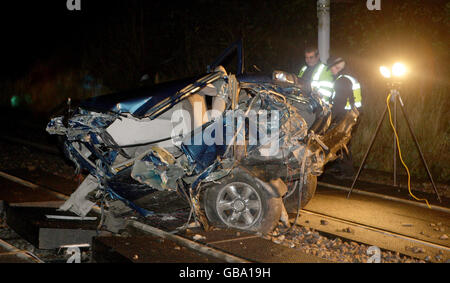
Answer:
193, 234, 206, 241
160, 215, 177, 221
407, 246, 425, 254
342, 227, 354, 233
271, 224, 427, 263
187, 222, 201, 228
0, 220, 91, 262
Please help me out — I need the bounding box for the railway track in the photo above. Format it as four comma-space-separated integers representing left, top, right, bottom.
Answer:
0, 234, 44, 263
0, 169, 448, 263
0, 170, 255, 263
0, 134, 448, 263
296, 208, 449, 262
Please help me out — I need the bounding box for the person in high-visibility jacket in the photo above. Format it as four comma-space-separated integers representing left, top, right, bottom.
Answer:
326, 56, 362, 178
327, 56, 362, 118
297, 46, 334, 104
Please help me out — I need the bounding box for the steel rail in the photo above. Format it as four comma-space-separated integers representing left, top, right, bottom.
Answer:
0, 238, 44, 263
129, 220, 250, 263
0, 171, 70, 201
299, 208, 450, 253
318, 181, 450, 214
0, 171, 251, 263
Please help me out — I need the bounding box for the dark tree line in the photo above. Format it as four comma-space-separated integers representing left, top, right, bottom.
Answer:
73, 0, 448, 93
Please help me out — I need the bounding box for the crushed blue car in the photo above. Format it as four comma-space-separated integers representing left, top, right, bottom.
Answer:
46, 42, 359, 234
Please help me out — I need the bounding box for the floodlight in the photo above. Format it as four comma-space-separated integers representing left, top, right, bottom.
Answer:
392, 62, 407, 77
379, 66, 391, 78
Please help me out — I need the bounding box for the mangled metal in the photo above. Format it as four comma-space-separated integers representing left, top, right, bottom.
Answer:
47, 63, 360, 234
58, 174, 99, 217
130, 147, 185, 191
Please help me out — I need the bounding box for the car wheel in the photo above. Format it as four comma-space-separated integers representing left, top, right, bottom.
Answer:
203, 170, 282, 234
284, 174, 317, 213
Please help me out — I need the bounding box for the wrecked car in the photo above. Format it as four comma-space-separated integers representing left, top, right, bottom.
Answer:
46, 41, 359, 234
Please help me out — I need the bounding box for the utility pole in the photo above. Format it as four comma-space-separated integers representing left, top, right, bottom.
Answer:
317, 0, 330, 64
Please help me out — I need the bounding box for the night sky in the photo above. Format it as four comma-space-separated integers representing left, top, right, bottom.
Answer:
2, 1, 109, 78
0, 1, 448, 85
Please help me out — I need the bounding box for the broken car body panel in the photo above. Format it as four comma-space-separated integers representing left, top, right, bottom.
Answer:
46, 42, 359, 233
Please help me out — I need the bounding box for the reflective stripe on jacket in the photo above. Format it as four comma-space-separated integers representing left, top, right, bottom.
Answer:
298, 63, 334, 104
334, 75, 362, 110
298, 66, 307, 77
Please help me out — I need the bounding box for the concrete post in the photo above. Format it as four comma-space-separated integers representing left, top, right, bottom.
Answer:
317, 0, 330, 64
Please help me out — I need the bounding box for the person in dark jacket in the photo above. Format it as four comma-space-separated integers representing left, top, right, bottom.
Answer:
326, 56, 362, 178
328, 57, 362, 117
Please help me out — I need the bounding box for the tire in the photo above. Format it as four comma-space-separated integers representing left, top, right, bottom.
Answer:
284, 174, 317, 213
203, 170, 282, 234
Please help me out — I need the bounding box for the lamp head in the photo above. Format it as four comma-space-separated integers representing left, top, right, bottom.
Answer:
380, 62, 408, 82
379, 66, 391, 78
392, 62, 407, 77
